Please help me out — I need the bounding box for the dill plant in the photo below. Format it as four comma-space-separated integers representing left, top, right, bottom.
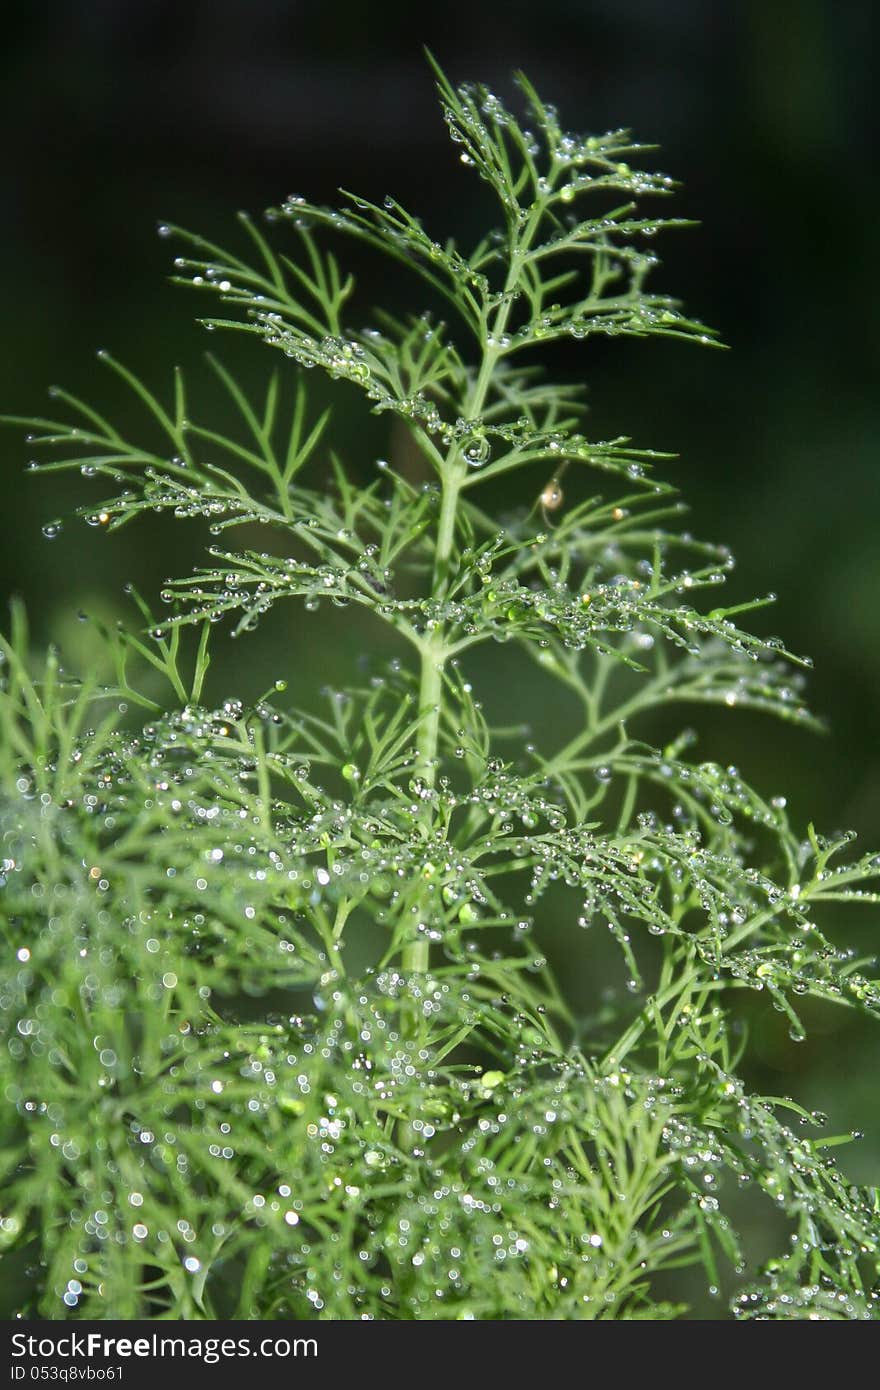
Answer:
2, 60, 879, 1322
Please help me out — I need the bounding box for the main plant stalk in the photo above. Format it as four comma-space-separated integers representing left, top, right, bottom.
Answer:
403, 219, 542, 980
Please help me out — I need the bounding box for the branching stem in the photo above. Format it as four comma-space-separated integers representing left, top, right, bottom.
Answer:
405, 214, 545, 980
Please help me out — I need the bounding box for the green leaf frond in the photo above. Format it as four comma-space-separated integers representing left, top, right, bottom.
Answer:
1, 59, 878, 1322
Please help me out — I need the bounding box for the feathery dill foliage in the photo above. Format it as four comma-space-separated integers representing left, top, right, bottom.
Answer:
2, 60, 880, 1322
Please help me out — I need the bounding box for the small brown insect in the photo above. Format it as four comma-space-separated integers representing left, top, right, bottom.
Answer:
539, 476, 565, 525
540, 479, 564, 511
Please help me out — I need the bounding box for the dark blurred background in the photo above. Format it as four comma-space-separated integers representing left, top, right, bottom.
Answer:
2, 0, 879, 1273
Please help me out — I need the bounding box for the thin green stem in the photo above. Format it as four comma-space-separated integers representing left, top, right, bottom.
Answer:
404, 209, 548, 983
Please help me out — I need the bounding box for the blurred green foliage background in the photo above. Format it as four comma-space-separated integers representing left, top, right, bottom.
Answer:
2, 0, 879, 1300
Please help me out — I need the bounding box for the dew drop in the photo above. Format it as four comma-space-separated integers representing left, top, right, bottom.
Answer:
462, 435, 491, 468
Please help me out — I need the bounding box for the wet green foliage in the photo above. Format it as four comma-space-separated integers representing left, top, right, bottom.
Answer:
2, 61, 879, 1320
